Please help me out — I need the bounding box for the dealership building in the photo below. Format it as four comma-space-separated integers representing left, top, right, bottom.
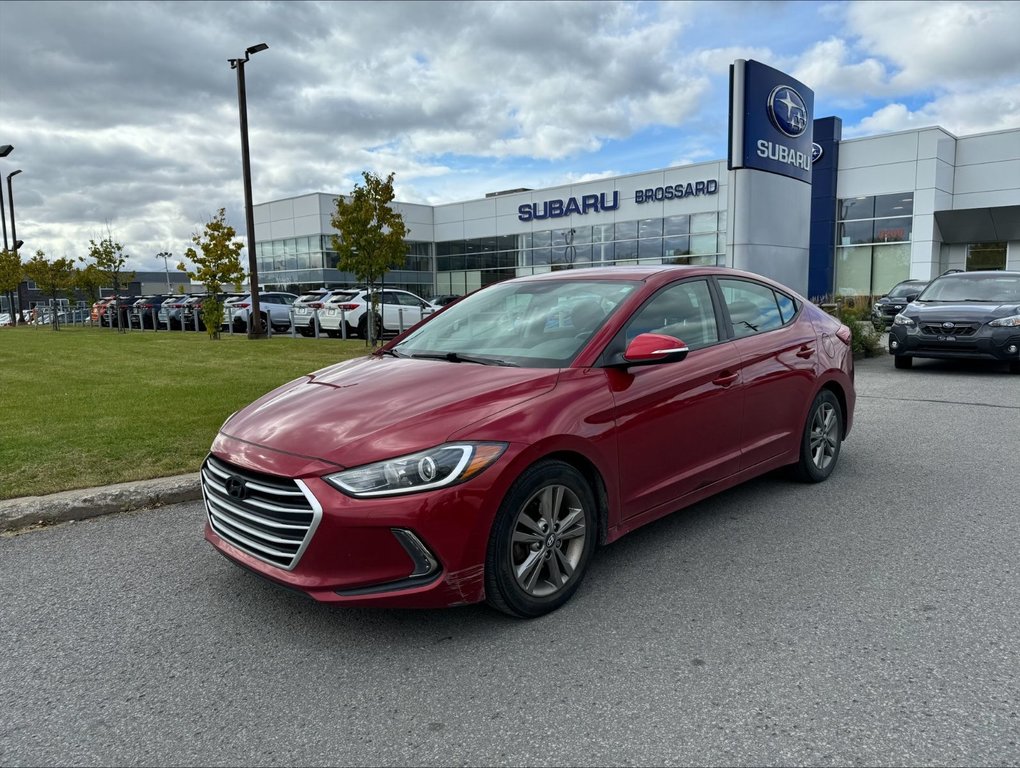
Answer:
253, 61, 1020, 302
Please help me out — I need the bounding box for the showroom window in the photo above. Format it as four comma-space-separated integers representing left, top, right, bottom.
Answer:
835, 193, 914, 296
966, 242, 1006, 271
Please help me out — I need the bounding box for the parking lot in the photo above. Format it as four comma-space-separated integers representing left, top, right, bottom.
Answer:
0, 352, 1017, 767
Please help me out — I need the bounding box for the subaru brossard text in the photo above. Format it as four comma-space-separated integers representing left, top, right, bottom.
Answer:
202, 266, 856, 618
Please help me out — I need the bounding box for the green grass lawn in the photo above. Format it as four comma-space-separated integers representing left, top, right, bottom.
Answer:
0, 325, 372, 499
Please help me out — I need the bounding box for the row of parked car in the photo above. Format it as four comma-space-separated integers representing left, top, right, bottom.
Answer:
90, 288, 462, 337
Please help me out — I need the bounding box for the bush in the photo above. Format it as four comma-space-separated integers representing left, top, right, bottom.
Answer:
831, 300, 884, 358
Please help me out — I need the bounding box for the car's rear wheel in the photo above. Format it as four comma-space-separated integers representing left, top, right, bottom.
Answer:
485, 460, 596, 618
894, 355, 913, 369
793, 390, 843, 483
357, 312, 383, 340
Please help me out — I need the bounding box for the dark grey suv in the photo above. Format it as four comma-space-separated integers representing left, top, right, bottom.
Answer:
888, 270, 1020, 373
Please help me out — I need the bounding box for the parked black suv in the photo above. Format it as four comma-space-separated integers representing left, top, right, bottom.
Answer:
871, 279, 928, 330
888, 270, 1020, 373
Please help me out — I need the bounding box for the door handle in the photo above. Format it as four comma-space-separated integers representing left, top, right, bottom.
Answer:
796, 345, 814, 359
712, 371, 739, 387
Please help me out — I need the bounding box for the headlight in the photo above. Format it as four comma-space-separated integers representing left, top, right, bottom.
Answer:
324, 442, 507, 497
872, 302, 881, 313
989, 314, 1020, 327
893, 314, 915, 327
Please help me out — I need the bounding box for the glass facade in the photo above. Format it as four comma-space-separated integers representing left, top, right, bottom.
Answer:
966, 242, 1007, 271
257, 238, 434, 298
436, 212, 726, 297
834, 193, 913, 296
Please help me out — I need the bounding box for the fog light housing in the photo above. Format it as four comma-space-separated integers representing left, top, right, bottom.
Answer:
890, 339, 899, 350
1007, 344, 1019, 355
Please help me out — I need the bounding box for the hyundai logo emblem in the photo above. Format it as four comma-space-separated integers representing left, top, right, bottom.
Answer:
225, 476, 247, 499
942, 322, 955, 329
767, 85, 808, 138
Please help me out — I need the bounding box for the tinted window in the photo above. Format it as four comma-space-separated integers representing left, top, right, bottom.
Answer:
718, 279, 785, 338
624, 280, 718, 350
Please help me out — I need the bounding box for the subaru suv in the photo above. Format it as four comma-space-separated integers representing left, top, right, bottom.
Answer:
318, 288, 434, 339
871, 279, 927, 330
224, 292, 299, 333
291, 289, 351, 336
888, 270, 1020, 373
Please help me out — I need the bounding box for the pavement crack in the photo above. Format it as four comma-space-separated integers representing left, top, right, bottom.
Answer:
858, 394, 1020, 410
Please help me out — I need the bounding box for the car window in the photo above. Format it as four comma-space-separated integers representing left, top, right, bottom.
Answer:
718, 278, 786, 338
919, 273, 1020, 302
624, 280, 718, 350
396, 292, 423, 307
888, 282, 925, 299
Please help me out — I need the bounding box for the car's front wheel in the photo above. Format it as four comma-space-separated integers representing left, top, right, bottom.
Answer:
485, 460, 596, 618
894, 355, 913, 369
793, 390, 843, 483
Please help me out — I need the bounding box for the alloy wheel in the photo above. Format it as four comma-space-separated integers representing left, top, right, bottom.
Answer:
809, 401, 839, 472
510, 484, 587, 598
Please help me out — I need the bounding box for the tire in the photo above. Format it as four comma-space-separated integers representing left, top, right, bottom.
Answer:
325, 329, 340, 338
894, 355, 913, 369
233, 317, 247, 333
484, 460, 597, 618
792, 390, 843, 483
357, 313, 383, 340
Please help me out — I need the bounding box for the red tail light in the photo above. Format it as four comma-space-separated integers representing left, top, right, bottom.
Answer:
237, 303, 250, 309
310, 302, 323, 309
338, 303, 359, 311
835, 324, 852, 345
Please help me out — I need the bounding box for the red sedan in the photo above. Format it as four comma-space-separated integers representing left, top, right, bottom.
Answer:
202, 266, 855, 617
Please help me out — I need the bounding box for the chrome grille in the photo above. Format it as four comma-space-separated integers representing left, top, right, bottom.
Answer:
201, 455, 321, 570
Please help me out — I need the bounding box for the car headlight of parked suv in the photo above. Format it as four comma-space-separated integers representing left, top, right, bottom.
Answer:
988, 313, 1020, 327
324, 442, 507, 497
893, 314, 915, 326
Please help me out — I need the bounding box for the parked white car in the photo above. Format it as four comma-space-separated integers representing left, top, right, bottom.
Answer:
318, 288, 434, 339
224, 292, 299, 333
291, 289, 352, 336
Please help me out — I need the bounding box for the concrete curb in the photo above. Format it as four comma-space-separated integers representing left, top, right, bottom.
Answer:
0, 473, 203, 532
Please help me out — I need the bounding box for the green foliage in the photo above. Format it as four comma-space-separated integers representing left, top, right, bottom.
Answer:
0, 248, 22, 324
330, 171, 408, 344
832, 300, 884, 358
0, 248, 22, 294
177, 208, 246, 339
74, 262, 105, 305
22, 250, 77, 330
85, 235, 135, 295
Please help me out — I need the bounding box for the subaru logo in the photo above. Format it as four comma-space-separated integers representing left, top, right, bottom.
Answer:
942, 321, 955, 330
225, 476, 247, 500
768, 85, 808, 138
811, 143, 823, 163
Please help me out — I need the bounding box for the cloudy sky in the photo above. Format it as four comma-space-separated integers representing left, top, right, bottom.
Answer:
2, 0, 1018, 273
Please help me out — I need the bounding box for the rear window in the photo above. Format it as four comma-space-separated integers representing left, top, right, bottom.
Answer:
327, 292, 359, 303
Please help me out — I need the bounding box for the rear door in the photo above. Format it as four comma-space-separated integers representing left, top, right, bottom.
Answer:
715, 278, 818, 470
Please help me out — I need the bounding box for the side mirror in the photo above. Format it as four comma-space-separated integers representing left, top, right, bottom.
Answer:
611, 333, 689, 367
905, 293, 919, 302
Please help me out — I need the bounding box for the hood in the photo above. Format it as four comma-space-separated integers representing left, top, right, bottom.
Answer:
904, 301, 1020, 322
221, 355, 559, 467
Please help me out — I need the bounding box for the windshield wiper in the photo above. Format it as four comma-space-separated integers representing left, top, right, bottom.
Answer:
410, 352, 519, 367
379, 348, 404, 357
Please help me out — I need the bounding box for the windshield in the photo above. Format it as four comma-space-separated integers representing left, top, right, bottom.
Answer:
393, 279, 637, 368
888, 282, 925, 298
918, 273, 1020, 303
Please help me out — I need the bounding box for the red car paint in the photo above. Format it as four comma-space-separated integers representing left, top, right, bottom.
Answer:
203, 266, 855, 610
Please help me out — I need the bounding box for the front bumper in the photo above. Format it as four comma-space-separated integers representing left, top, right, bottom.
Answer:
201, 436, 518, 608
889, 324, 1020, 362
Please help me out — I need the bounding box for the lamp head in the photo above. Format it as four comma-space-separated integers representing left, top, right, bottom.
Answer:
0, 145, 12, 158
246, 43, 269, 55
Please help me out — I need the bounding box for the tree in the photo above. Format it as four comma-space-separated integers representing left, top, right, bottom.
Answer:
74, 262, 106, 314
330, 171, 409, 345
86, 235, 135, 295
0, 249, 23, 325
177, 208, 246, 339
22, 250, 77, 330
85, 235, 135, 332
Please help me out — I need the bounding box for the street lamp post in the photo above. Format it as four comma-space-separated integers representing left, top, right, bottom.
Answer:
0, 145, 11, 251
6, 168, 23, 325
229, 42, 269, 339
157, 251, 173, 292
